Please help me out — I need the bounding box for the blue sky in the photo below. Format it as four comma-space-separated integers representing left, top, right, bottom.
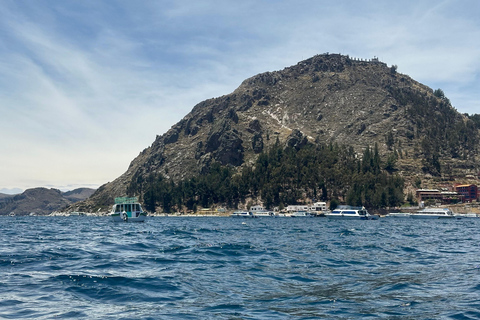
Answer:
1, 0, 479, 194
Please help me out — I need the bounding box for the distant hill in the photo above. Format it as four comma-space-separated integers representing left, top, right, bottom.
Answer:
0, 193, 15, 203
0, 187, 96, 216
63, 188, 96, 202
70, 53, 480, 212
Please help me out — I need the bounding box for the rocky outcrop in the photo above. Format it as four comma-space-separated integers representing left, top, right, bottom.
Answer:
286, 129, 308, 150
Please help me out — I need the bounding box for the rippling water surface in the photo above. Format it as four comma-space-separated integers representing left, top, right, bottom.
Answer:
1, 216, 480, 319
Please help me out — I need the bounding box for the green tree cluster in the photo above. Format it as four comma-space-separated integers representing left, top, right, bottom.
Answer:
127, 141, 404, 213
346, 145, 404, 208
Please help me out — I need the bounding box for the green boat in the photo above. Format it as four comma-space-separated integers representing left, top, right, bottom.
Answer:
109, 197, 147, 222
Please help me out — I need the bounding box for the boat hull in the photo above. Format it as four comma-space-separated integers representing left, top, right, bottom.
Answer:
110, 212, 147, 222
385, 213, 412, 218
290, 211, 314, 217
255, 212, 276, 217
231, 212, 256, 218
327, 214, 364, 219
454, 213, 479, 219
326, 215, 377, 220
410, 214, 454, 219
326, 206, 377, 220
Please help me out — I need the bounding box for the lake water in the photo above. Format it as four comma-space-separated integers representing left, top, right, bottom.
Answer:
1, 216, 480, 319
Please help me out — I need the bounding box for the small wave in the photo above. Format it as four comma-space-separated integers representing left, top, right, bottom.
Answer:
400, 246, 419, 253
0, 299, 24, 307
202, 303, 245, 311
448, 311, 480, 320
288, 275, 316, 283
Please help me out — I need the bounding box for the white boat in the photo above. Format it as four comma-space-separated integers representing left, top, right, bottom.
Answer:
254, 211, 276, 217
410, 208, 455, 219
326, 206, 377, 220
231, 211, 256, 218
309, 202, 328, 217
290, 211, 313, 217
110, 197, 147, 222
385, 212, 412, 218
454, 213, 479, 219
69, 211, 86, 216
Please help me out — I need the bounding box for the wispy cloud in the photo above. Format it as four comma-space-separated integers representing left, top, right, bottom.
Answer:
0, 0, 479, 191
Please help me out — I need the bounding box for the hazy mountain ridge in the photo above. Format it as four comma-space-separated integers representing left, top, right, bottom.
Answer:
70, 53, 480, 212
0, 187, 96, 215
0, 193, 15, 202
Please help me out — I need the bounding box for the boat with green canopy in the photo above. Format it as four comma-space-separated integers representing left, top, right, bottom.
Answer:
109, 197, 147, 222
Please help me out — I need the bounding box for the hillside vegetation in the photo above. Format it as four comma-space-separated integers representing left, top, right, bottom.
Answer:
126, 140, 404, 213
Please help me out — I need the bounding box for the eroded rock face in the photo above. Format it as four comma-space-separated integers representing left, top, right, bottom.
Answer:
252, 133, 264, 154
248, 119, 262, 133
74, 53, 480, 211
163, 129, 179, 144
286, 129, 308, 150
213, 129, 244, 166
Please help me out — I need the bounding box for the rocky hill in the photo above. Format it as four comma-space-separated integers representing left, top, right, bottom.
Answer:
63, 188, 97, 203
0, 187, 95, 215
72, 53, 480, 212
0, 193, 14, 202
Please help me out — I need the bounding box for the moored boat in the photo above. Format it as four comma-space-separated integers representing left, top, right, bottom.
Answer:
290, 211, 313, 217
385, 212, 412, 218
309, 202, 328, 217
454, 213, 479, 219
254, 211, 276, 217
110, 197, 147, 222
231, 211, 256, 218
410, 208, 455, 219
326, 206, 377, 220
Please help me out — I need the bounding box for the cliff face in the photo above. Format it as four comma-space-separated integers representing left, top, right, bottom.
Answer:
74, 54, 480, 212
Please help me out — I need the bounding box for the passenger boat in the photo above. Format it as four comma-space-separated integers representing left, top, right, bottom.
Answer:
454, 213, 479, 219
385, 212, 412, 218
231, 211, 256, 218
290, 211, 313, 217
254, 211, 276, 217
110, 197, 147, 222
247, 205, 275, 217
326, 206, 377, 220
410, 208, 455, 219
309, 202, 328, 217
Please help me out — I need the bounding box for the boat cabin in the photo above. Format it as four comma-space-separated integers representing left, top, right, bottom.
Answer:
113, 197, 144, 218
114, 203, 142, 215
250, 205, 265, 212
310, 202, 327, 212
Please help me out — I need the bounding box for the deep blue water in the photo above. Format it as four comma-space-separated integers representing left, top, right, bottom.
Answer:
1, 216, 480, 319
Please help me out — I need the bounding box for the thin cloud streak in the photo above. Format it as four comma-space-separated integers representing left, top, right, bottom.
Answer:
0, 0, 479, 192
